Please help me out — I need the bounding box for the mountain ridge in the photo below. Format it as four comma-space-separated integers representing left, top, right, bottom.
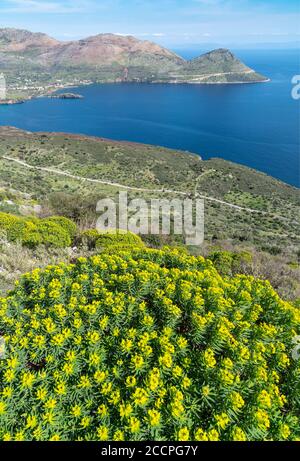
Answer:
0, 28, 268, 100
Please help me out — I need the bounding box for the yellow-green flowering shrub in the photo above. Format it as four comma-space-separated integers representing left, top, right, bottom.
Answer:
208, 250, 253, 277
79, 229, 145, 250
0, 248, 299, 442
0, 212, 22, 240
23, 221, 72, 249
95, 230, 144, 249
0, 212, 20, 230
45, 217, 77, 239
0, 212, 75, 248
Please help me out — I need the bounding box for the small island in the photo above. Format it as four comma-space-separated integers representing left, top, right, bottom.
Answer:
0, 99, 25, 105
48, 93, 84, 100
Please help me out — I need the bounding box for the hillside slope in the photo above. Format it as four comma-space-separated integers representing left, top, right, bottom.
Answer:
0, 127, 298, 258
182, 49, 266, 83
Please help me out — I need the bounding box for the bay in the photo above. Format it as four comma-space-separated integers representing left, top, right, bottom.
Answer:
0, 49, 299, 187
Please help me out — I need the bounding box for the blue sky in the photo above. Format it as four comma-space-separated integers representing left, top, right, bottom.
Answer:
0, 0, 299, 47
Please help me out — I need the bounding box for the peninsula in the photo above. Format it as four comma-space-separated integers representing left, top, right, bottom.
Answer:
0, 28, 269, 101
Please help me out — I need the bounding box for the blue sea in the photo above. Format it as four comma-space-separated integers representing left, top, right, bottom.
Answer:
0, 49, 299, 187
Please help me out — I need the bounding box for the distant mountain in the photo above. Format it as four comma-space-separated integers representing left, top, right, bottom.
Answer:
0, 28, 59, 51
182, 48, 267, 83
0, 28, 268, 99
189, 49, 251, 70
0, 29, 183, 70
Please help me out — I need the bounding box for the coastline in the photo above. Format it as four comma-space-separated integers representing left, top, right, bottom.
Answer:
2, 77, 270, 106
187, 78, 271, 85
1, 81, 93, 106
0, 99, 26, 106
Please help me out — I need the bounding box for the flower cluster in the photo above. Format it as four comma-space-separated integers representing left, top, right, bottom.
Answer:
0, 248, 299, 441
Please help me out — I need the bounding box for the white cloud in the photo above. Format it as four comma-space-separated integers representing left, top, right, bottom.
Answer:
114, 32, 134, 36
112, 32, 166, 40
60, 32, 80, 38
1, 0, 93, 14
193, 0, 223, 3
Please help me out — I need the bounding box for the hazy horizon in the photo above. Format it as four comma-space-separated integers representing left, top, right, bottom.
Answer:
0, 0, 299, 49
1, 25, 299, 52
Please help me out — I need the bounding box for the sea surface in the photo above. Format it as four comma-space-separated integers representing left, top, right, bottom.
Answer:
0, 49, 299, 187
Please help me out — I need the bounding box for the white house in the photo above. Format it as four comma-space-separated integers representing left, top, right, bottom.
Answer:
0, 74, 6, 100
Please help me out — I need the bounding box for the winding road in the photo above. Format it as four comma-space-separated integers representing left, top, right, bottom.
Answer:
2, 155, 290, 220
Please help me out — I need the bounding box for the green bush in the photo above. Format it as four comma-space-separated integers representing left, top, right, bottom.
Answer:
45, 216, 77, 239
0, 212, 20, 232
79, 229, 145, 251
19, 223, 43, 248
95, 230, 144, 249
208, 250, 234, 276
23, 221, 72, 249
0, 212, 27, 242
6, 220, 28, 243
79, 229, 102, 250
208, 250, 253, 276
0, 212, 73, 248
